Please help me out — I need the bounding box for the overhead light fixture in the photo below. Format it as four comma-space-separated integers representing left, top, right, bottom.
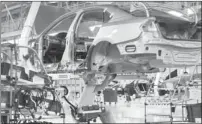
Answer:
187, 8, 194, 15
48, 32, 58, 36
49, 2, 57, 4
167, 10, 190, 21
96, 2, 112, 5
167, 10, 183, 17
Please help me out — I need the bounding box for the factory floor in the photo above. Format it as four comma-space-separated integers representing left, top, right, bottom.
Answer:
39, 95, 201, 123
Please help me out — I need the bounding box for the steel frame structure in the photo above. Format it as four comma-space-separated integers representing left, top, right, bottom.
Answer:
1, 2, 201, 124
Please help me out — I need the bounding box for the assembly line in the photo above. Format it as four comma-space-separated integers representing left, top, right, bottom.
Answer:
0, 1, 201, 124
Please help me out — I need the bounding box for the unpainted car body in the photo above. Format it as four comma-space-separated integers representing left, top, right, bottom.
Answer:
28, 4, 201, 75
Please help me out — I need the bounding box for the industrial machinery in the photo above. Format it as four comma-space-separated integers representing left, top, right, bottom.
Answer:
1, 1, 201, 123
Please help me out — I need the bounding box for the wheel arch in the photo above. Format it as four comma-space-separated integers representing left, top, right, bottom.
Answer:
86, 40, 113, 70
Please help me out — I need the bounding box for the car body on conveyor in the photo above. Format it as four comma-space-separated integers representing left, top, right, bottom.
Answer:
27, 4, 201, 75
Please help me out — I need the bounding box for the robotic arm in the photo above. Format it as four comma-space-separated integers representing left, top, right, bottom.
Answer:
61, 73, 116, 123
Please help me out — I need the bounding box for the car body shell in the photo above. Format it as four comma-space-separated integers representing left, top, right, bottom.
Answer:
27, 4, 201, 74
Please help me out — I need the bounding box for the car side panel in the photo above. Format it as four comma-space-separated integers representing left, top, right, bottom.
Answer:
92, 18, 152, 45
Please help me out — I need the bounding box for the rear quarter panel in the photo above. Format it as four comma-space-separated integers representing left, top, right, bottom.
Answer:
92, 18, 152, 45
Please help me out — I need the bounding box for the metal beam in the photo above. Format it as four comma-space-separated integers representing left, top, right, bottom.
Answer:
154, 72, 161, 96
4, 4, 17, 29
18, 2, 41, 61
0, 2, 2, 123
1, 3, 28, 13
1, 30, 22, 40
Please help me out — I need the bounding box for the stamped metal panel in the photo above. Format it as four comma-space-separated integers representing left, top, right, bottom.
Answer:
145, 40, 201, 66
92, 18, 153, 45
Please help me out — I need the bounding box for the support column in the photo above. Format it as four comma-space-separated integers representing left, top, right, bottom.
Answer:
0, 2, 2, 123
154, 72, 162, 96
18, 2, 41, 61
